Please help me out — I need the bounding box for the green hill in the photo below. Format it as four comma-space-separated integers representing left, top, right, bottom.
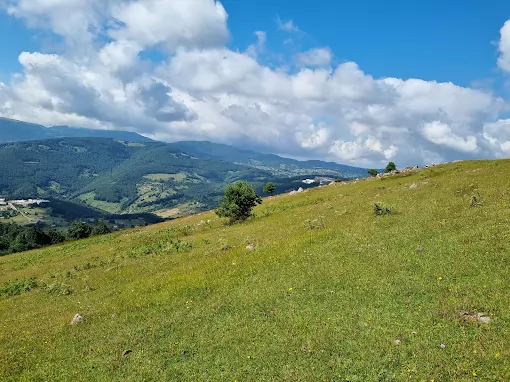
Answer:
0, 117, 154, 143
0, 159, 508, 381
0, 137, 367, 220
168, 140, 370, 178
0, 137, 273, 216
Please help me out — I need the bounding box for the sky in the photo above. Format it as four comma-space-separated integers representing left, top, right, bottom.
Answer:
1, 0, 510, 167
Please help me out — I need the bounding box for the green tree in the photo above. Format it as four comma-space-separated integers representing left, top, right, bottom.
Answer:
216, 181, 262, 224
384, 162, 397, 173
368, 169, 379, 177
263, 182, 276, 194
67, 221, 92, 240
91, 220, 111, 236
47, 229, 65, 245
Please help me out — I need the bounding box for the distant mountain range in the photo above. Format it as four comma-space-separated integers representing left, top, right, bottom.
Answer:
0, 117, 370, 220
0, 117, 153, 143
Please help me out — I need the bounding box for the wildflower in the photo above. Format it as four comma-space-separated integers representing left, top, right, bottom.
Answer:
440, 344, 446, 349
495, 353, 500, 358
288, 287, 293, 291
472, 371, 477, 377
437, 276, 443, 281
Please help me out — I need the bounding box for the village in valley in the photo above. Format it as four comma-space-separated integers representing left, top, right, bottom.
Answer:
0, 197, 49, 223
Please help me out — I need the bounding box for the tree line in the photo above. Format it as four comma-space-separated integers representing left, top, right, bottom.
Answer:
0, 221, 112, 256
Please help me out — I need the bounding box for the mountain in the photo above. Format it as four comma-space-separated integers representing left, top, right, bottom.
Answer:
169, 141, 369, 178
1, 159, 508, 380
0, 117, 154, 143
0, 137, 322, 219
0, 117, 368, 178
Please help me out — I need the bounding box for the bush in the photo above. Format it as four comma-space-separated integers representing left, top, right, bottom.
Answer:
67, 221, 93, 240
384, 162, 397, 173
263, 182, 276, 194
216, 181, 262, 224
368, 169, 379, 177
373, 203, 391, 216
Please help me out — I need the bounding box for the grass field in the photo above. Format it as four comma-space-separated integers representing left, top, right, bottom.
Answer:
0, 160, 509, 381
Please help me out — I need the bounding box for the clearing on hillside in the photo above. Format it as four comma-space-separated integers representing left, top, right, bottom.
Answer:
0, 160, 509, 381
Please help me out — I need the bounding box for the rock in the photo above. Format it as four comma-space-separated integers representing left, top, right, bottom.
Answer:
297, 187, 304, 193
329, 181, 335, 186
416, 247, 424, 253
289, 190, 297, 195
122, 349, 132, 356
71, 314, 84, 324
394, 339, 401, 346
246, 245, 255, 251
459, 311, 491, 323
409, 183, 417, 189
476, 313, 491, 323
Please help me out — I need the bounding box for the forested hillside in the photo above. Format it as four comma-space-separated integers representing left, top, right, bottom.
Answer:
0, 138, 273, 215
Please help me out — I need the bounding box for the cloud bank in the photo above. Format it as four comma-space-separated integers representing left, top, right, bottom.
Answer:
0, 0, 509, 166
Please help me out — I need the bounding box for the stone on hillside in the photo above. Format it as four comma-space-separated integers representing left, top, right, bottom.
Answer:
71, 314, 84, 324
416, 247, 424, 253
297, 187, 304, 193
394, 339, 401, 346
246, 245, 255, 251
459, 311, 491, 324
289, 190, 297, 195
329, 181, 335, 186
409, 183, 417, 189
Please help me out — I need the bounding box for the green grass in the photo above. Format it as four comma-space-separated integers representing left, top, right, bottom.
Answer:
0, 160, 509, 381
78, 192, 123, 214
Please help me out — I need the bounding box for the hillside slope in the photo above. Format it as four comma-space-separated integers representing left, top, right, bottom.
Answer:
0, 117, 153, 143
170, 140, 370, 178
1, 160, 509, 381
0, 138, 274, 215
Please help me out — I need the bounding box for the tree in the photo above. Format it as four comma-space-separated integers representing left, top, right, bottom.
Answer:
263, 182, 276, 194
91, 220, 111, 236
216, 181, 262, 224
368, 169, 379, 177
47, 229, 65, 245
67, 221, 92, 240
384, 162, 397, 173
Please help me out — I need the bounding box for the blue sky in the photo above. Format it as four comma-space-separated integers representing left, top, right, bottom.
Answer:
224, 0, 510, 87
2, 0, 509, 87
0, 0, 510, 166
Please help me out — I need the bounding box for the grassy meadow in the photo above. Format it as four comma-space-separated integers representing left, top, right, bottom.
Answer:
0, 160, 509, 381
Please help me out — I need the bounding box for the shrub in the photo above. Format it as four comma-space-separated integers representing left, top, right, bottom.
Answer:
305, 216, 326, 230
0, 278, 37, 297
67, 221, 92, 240
374, 203, 391, 216
216, 181, 262, 224
384, 162, 397, 173
368, 169, 379, 177
263, 182, 276, 194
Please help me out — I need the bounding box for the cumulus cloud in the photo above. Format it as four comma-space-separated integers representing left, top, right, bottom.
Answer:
498, 20, 510, 73
297, 48, 332, 67
0, 1, 509, 166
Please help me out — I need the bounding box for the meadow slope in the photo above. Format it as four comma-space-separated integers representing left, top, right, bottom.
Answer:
0, 160, 509, 381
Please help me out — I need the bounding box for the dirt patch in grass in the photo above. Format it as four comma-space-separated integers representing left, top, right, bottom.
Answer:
155, 208, 181, 218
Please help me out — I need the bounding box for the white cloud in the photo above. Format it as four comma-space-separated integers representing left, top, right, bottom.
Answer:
498, 20, 510, 73
297, 48, 332, 67
277, 17, 299, 33
421, 121, 478, 153
0, 2, 509, 167
483, 119, 510, 155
